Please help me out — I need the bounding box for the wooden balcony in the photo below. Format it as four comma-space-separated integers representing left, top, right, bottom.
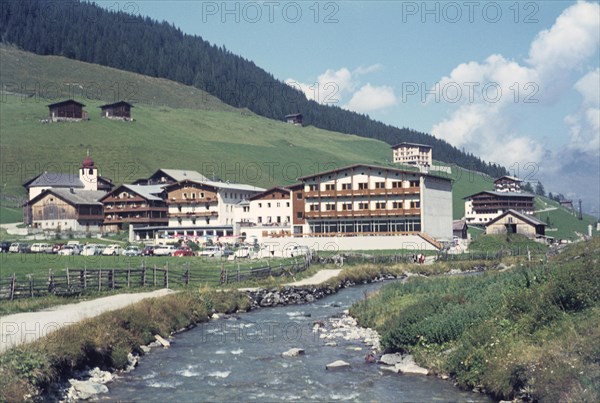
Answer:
104, 206, 168, 213
104, 216, 168, 224
167, 198, 216, 205
169, 211, 218, 218
304, 187, 420, 198
77, 214, 105, 220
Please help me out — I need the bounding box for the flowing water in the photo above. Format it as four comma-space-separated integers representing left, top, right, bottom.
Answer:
103, 282, 494, 402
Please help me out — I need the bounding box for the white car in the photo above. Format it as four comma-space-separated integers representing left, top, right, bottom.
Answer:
198, 246, 221, 257
102, 244, 124, 256
122, 246, 141, 256
58, 245, 81, 256
234, 246, 252, 258
283, 245, 310, 258
31, 243, 53, 253
81, 244, 102, 256
153, 245, 177, 256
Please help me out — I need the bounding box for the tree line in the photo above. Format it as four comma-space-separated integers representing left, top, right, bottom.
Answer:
0, 0, 508, 177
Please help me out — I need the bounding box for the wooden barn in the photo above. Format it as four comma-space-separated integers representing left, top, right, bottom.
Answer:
485, 209, 547, 239
285, 113, 303, 126
99, 101, 134, 121
47, 100, 87, 122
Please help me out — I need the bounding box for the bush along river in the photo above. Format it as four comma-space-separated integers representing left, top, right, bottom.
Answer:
99, 280, 493, 402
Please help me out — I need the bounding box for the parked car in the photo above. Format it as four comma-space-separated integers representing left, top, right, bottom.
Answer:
154, 245, 177, 256
283, 245, 310, 258
141, 246, 155, 256
102, 244, 124, 256
9, 242, 31, 253
0, 241, 14, 253
173, 246, 194, 257
122, 246, 141, 257
30, 243, 53, 253
198, 246, 221, 257
58, 245, 81, 256
81, 244, 102, 256
52, 243, 65, 254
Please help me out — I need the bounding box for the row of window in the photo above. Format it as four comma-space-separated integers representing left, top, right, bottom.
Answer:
257, 202, 290, 208
308, 201, 420, 211
256, 216, 291, 224
307, 180, 419, 192
309, 218, 422, 234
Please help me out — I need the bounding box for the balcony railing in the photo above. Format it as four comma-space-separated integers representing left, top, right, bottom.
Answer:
169, 211, 219, 218
304, 187, 420, 198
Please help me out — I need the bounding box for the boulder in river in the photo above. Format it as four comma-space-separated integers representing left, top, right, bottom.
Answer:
67, 379, 109, 400
378, 353, 403, 366
282, 348, 305, 358
395, 355, 429, 375
326, 360, 351, 370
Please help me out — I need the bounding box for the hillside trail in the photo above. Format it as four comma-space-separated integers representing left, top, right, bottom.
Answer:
0, 269, 344, 353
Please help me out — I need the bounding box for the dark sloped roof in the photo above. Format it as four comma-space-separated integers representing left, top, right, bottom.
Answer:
47, 99, 85, 108
29, 188, 105, 206
464, 190, 535, 200
99, 101, 134, 109
453, 219, 467, 230
391, 142, 432, 149
25, 173, 83, 189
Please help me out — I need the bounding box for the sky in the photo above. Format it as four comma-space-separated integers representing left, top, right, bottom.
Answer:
100, 1, 599, 215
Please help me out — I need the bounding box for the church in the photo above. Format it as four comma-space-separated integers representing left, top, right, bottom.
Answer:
23, 154, 113, 233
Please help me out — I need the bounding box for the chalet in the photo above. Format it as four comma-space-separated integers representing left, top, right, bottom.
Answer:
47, 100, 87, 122
295, 164, 453, 248
99, 101, 133, 121
133, 169, 209, 186
453, 219, 468, 239
28, 188, 105, 232
485, 209, 547, 239
100, 185, 168, 231
285, 113, 303, 126
464, 190, 535, 225
391, 142, 433, 169
131, 179, 264, 242
494, 176, 522, 193
559, 200, 575, 211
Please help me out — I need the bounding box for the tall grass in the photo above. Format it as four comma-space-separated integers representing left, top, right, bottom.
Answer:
351, 237, 600, 401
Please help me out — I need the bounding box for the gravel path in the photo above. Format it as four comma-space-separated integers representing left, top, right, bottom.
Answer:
0, 289, 174, 353
285, 269, 343, 286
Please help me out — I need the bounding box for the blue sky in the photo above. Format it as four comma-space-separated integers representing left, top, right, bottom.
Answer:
104, 1, 599, 214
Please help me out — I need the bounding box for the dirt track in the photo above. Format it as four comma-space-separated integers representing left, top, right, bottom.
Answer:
0, 289, 174, 353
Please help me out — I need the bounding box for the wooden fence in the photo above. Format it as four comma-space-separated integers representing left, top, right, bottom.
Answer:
0, 260, 310, 301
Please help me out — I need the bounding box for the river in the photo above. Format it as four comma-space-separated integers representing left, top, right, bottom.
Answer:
102, 282, 494, 402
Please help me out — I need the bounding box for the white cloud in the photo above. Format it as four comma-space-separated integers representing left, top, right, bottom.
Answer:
566, 69, 600, 156
286, 64, 394, 112
344, 83, 397, 113
528, 1, 600, 75
430, 1, 599, 171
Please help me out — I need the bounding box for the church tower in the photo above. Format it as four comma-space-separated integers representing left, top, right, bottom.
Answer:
79, 152, 98, 191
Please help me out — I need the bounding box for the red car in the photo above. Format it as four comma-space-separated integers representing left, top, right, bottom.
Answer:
173, 246, 194, 257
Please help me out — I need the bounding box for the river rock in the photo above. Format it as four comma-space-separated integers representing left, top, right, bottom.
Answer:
324, 341, 337, 347
380, 365, 401, 374
88, 367, 113, 383
305, 294, 315, 303
395, 355, 429, 375
282, 348, 305, 358
379, 353, 403, 365
211, 313, 220, 319
154, 334, 171, 348
140, 345, 151, 353
326, 360, 351, 370
68, 379, 109, 400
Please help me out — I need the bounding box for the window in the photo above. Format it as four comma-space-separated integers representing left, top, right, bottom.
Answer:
375, 181, 385, 189
286, 202, 290, 207
341, 183, 351, 190
392, 181, 402, 188
325, 184, 335, 191
410, 180, 419, 187
309, 184, 318, 191
296, 193, 303, 199
358, 182, 368, 190
376, 202, 386, 209
393, 201, 403, 209
342, 203, 352, 210
200, 192, 205, 198
410, 201, 420, 209
358, 202, 368, 210
267, 203, 271, 208
258, 217, 262, 223
297, 212, 303, 219
183, 192, 187, 199
309, 204, 319, 211
325, 203, 335, 211
276, 202, 280, 207
258, 203, 262, 208
191, 193, 196, 199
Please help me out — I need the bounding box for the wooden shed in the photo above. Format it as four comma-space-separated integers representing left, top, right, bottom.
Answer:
47, 100, 87, 122
285, 113, 303, 126
485, 209, 547, 239
99, 101, 134, 120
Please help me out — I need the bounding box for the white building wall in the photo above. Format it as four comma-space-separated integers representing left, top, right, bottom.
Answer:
421, 176, 453, 240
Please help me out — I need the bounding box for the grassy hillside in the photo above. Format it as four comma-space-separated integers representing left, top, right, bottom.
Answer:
534, 196, 598, 240
0, 45, 234, 111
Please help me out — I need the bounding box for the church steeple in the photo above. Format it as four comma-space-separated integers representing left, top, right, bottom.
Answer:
79, 151, 98, 191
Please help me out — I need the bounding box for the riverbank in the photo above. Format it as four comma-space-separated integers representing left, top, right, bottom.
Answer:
0, 260, 499, 402
350, 238, 600, 402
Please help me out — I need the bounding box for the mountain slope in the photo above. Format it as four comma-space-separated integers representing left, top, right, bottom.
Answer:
0, 0, 507, 178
